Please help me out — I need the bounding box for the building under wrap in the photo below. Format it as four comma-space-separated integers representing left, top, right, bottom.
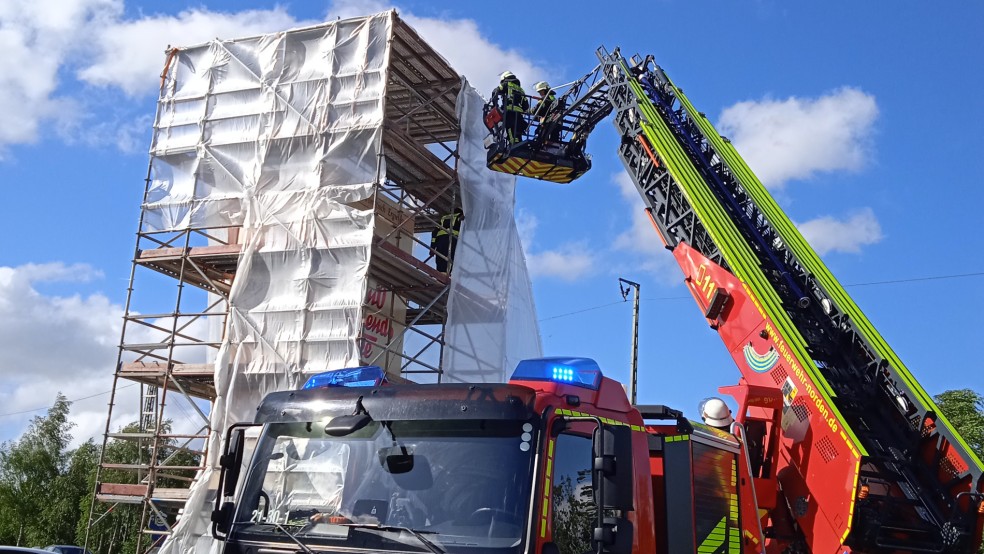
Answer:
89, 11, 541, 554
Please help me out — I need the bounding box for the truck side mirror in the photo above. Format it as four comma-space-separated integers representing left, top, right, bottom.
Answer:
592, 424, 634, 510
211, 502, 235, 538
212, 424, 250, 540
220, 427, 247, 498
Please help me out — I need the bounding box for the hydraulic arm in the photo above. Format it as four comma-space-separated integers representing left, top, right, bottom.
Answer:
485, 48, 984, 553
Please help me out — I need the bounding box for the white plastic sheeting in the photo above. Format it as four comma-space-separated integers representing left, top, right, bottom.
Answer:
148, 12, 541, 554
156, 14, 390, 554
442, 82, 542, 382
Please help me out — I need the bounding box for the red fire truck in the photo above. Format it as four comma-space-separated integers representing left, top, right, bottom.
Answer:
209, 47, 983, 554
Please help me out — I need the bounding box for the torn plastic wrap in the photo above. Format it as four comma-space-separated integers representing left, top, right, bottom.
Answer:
442, 81, 543, 383
155, 14, 390, 554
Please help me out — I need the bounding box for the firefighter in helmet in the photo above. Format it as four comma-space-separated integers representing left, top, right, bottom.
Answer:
431, 207, 464, 274
531, 81, 564, 143
700, 397, 734, 431
491, 71, 530, 144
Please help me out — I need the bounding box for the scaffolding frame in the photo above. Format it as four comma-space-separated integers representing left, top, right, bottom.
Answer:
86, 15, 464, 553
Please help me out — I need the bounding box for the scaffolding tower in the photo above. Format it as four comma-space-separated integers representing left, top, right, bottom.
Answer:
88, 15, 464, 553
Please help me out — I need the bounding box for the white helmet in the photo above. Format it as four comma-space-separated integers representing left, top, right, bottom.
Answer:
534, 81, 550, 92
700, 397, 734, 429
500, 71, 516, 81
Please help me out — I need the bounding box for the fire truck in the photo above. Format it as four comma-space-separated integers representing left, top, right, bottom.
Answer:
209, 48, 984, 554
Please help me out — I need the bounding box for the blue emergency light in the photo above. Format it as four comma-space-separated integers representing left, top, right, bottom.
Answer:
510, 357, 603, 390
302, 366, 386, 389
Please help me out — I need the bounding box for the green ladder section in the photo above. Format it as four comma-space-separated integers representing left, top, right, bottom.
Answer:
619, 63, 865, 454
666, 81, 983, 470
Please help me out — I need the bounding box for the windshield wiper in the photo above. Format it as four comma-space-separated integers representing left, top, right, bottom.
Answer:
341, 523, 444, 554
272, 522, 318, 554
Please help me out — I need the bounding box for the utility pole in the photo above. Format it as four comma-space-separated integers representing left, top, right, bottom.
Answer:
619, 278, 641, 405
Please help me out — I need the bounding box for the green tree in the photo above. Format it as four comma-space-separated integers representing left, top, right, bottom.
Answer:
0, 394, 79, 547
934, 389, 984, 459
934, 389, 984, 554
551, 469, 595, 554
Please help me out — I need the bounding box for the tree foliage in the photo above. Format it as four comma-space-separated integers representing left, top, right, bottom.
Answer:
934, 389, 984, 459
933, 389, 984, 554
0, 395, 200, 554
0, 394, 92, 547
551, 468, 595, 554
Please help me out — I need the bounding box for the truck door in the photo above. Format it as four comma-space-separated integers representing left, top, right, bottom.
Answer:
544, 431, 596, 554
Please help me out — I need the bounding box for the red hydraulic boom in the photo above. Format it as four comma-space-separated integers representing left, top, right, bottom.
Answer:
483, 47, 984, 553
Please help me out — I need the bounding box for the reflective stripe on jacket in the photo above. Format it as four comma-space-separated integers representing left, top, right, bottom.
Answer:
498, 81, 529, 113
533, 92, 557, 119
434, 212, 462, 239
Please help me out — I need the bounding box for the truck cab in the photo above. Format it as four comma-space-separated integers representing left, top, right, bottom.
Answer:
211, 358, 751, 554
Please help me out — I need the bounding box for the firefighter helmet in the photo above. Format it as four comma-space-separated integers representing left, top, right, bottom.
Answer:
534, 81, 550, 93
700, 397, 734, 429
499, 71, 516, 82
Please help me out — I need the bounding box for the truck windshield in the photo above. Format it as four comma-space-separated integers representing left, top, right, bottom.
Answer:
233, 418, 537, 553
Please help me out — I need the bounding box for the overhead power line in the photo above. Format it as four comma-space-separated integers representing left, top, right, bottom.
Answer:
0, 383, 136, 418
538, 270, 984, 323
844, 271, 984, 287
3, 272, 981, 417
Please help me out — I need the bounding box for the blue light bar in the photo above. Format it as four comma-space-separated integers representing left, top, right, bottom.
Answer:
302, 366, 386, 389
510, 357, 603, 390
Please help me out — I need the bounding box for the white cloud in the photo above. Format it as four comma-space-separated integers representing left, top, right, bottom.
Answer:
0, 0, 120, 151
717, 87, 878, 189
78, 7, 312, 96
60, 113, 154, 154
0, 0, 311, 152
0, 262, 130, 446
796, 208, 883, 255
611, 173, 679, 280
517, 209, 596, 282
0, 262, 213, 447
1, 0, 548, 153
527, 245, 595, 282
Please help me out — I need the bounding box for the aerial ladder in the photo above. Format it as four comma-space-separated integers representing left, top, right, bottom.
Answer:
483, 47, 984, 553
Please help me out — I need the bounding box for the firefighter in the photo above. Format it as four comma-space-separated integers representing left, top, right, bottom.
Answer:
491, 71, 529, 144
431, 207, 463, 274
700, 397, 734, 431
532, 81, 564, 143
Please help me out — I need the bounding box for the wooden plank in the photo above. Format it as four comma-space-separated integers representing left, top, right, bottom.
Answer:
99, 483, 147, 497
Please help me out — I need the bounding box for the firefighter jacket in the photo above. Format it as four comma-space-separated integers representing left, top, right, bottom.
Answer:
494, 80, 530, 114
433, 212, 462, 240
532, 91, 559, 120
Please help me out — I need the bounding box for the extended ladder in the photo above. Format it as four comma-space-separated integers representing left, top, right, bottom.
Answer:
595, 46, 983, 553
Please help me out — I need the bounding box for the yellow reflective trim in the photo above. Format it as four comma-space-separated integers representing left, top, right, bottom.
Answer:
548, 439, 554, 457
540, 520, 546, 538
545, 458, 553, 475
697, 517, 727, 553
841, 459, 862, 543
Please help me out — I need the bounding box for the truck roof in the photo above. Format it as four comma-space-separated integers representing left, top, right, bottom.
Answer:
255, 382, 538, 424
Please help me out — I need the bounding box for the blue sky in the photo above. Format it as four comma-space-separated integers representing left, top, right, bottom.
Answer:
0, 0, 982, 445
